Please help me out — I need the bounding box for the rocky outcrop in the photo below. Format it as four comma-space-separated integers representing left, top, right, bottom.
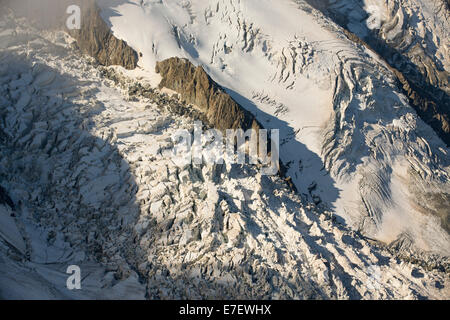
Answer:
155, 57, 260, 132
68, 0, 139, 70
3, 0, 138, 69
154, 57, 300, 189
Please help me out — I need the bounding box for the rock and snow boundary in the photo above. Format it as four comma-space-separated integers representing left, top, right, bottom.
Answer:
93, 0, 450, 256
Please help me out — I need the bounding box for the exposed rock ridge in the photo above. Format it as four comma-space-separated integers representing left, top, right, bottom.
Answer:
68, 0, 139, 70
155, 57, 260, 132
155, 57, 297, 189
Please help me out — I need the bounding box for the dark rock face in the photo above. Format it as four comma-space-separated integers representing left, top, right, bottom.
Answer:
155, 57, 260, 132
3, 0, 138, 70
68, 1, 138, 70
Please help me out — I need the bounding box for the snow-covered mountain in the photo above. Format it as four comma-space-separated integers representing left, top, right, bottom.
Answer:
93, 0, 450, 254
0, 0, 449, 300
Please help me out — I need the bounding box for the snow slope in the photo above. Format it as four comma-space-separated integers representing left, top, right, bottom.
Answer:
1, 9, 448, 299
96, 0, 450, 255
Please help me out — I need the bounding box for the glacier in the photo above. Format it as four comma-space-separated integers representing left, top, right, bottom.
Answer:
0, 0, 449, 300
